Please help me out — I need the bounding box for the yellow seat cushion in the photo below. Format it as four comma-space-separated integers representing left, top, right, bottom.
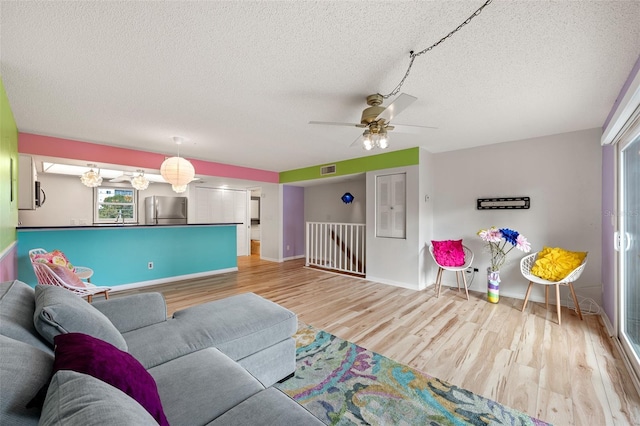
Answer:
531, 247, 587, 282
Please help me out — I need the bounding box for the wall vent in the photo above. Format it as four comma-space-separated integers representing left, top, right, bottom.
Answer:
320, 164, 336, 176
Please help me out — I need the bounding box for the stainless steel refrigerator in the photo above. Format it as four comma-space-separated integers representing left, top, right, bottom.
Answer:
145, 196, 188, 225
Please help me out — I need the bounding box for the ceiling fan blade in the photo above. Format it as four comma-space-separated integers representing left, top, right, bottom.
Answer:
392, 123, 438, 134
109, 175, 132, 182
378, 93, 417, 123
308, 121, 364, 128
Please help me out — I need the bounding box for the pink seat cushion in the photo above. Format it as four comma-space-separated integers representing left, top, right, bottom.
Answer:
47, 263, 86, 288
432, 240, 465, 267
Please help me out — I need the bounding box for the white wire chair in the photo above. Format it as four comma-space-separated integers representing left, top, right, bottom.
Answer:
31, 261, 110, 303
428, 244, 474, 300
520, 252, 588, 325
29, 248, 94, 282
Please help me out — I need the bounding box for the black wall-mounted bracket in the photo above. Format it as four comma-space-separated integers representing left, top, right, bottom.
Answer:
477, 197, 530, 210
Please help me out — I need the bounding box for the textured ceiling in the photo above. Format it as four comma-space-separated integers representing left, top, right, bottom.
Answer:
1, 1, 639, 173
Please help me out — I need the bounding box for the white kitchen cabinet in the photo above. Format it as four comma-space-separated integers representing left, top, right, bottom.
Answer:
18, 154, 37, 210
194, 187, 248, 255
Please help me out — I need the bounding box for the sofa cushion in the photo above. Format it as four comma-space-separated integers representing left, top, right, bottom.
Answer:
0, 280, 52, 353
148, 347, 264, 426
33, 285, 127, 351
208, 388, 325, 426
39, 370, 159, 426
0, 335, 54, 425
46, 333, 169, 425
124, 292, 297, 368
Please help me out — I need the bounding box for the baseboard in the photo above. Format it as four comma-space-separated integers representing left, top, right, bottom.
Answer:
283, 255, 305, 261
0, 241, 17, 262
260, 256, 281, 263
601, 312, 616, 337
611, 336, 640, 398
366, 275, 420, 290
109, 267, 238, 292
303, 266, 365, 280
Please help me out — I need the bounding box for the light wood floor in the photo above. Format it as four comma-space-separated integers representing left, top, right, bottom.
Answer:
116, 256, 640, 425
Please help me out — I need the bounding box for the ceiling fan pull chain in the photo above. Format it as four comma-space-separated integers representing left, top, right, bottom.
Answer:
380, 0, 493, 99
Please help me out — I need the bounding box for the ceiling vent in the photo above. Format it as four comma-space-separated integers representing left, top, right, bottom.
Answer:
320, 164, 336, 176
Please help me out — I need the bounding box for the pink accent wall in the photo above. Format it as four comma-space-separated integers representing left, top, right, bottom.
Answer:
18, 133, 279, 183
0, 244, 18, 282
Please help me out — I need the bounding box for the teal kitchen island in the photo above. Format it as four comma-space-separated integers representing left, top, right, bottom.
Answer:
17, 224, 238, 290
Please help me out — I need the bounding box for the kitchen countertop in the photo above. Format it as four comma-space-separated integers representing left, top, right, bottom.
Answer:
17, 223, 242, 230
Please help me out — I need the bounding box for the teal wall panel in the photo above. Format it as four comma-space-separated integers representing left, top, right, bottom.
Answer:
17, 225, 237, 287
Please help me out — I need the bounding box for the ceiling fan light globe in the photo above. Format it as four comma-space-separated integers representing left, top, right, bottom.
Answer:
378, 137, 389, 149
363, 139, 373, 150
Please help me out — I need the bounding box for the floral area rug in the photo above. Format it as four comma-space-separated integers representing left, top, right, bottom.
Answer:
275, 324, 550, 426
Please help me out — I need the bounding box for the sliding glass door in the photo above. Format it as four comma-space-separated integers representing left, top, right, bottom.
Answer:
619, 133, 640, 374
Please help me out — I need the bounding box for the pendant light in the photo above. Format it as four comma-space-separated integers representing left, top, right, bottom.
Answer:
80, 164, 102, 187
160, 136, 195, 193
131, 170, 150, 191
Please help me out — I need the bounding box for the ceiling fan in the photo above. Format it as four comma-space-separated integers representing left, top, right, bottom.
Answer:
309, 93, 436, 150
109, 172, 134, 183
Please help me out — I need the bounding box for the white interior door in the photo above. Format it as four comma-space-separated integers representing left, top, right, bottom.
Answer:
619, 132, 640, 377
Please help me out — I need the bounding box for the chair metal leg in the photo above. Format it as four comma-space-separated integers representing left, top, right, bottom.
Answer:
522, 282, 534, 311
104, 291, 109, 300
456, 271, 460, 292
87, 294, 93, 303
568, 282, 583, 320
555, 284, 562, 326
436, 268, 443, 298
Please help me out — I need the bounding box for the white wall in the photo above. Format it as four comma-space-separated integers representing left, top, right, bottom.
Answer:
258, 183, 282, 262
304, 177, 366, 224
18, 173, 179, 227
432, 128, 603, 304
419, 148, 436, 289
366, 165, 423, 289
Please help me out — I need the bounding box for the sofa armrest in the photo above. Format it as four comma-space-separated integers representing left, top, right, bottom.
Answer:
92, 293, 167, 333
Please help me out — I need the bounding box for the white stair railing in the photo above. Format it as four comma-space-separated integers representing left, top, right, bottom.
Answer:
306, 222, 366, 276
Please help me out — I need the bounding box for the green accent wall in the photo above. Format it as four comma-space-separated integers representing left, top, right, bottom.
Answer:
0, 77, 18, 252
279, 147, 419, 183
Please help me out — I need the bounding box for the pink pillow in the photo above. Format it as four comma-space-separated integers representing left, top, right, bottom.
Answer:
32, 250, 76, 272
47, 263, 86, 288
432, 240, 465, 267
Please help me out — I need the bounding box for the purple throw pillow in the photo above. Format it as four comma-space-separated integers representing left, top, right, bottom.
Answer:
53, 333, 169, 426
432, 240, 465, 267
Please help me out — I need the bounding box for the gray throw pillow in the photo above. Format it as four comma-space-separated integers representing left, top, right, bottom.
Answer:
39, 370, 158, 426
33, 285, 127, 351
0, 280, 52, 353
0, 335, 54, 425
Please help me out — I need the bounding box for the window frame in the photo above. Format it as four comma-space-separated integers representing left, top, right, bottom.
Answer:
93, 185, 138, 224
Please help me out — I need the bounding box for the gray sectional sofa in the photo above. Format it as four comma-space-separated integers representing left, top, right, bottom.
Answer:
0, 280, 324, 425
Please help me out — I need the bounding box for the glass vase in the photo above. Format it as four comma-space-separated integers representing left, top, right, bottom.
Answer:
487, 268, 500, 303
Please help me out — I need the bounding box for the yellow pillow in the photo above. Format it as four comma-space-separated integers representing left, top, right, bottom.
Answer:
531, 247, 587, 281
